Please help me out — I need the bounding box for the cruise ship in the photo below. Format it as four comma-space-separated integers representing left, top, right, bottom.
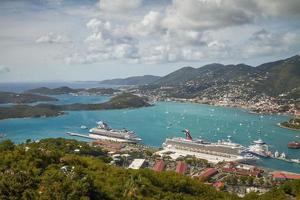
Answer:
88, 121, 142, 143
161, 129, 259, 163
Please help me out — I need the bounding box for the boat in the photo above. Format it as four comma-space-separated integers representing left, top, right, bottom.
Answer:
161, 129, 258, 163
245, 139, 271, 157
88, 121, 142, 143
0, 133, 5, 138
288, 141, 300, 149
274, 150, 279, 158
291, 159, 300, 164
80, 125, 87, 129
280, 152, 286, 159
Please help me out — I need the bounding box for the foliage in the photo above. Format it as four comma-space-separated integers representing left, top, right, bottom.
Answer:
0, 138, 299, 200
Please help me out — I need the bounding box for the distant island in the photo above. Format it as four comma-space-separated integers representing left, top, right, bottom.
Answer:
27, 86, 119, 95
0, 93, 150, 120
0, 91, 57, 104
99, 75, 161, 85
279, 118, 300, 131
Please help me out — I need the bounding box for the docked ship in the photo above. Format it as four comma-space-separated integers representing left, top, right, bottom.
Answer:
288, 141, 300, 149
245, 139, 271, 157
88, 121, 142, 143
161, 129, 259, 163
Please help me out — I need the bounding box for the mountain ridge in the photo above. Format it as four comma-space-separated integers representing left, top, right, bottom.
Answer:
99, 75, 161, 85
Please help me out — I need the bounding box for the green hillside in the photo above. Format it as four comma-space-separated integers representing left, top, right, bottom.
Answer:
0, 138, 300, 200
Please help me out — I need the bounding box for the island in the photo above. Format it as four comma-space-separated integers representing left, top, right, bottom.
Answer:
279, 118, 300, 131
0, 91, 58, 104
0, 93, 150, 120
26, 86, 119, 95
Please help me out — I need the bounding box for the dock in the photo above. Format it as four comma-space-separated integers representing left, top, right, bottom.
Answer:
66, 132, 95, 139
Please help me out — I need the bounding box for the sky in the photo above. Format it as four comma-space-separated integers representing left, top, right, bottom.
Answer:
0, 0, 300, 82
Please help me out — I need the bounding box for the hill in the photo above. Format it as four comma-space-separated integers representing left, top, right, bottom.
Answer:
150, 55, 300, 98
0, 93, 150, 120
0, 138, 300, 200
26, 87, 119, 95
99, 75, 161, 85
26, 86, 80, 95
0, 91, 58, 104
138, 55, 300, 113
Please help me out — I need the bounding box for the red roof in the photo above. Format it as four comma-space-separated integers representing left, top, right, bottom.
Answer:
213, 181, 224, 188
200, 168, 218, 179
272, 172, 300, 180
153, 160, 165, 172
175, 161, 187, 174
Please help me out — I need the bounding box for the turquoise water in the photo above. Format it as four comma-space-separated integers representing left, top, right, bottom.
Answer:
0, 95, 300, 173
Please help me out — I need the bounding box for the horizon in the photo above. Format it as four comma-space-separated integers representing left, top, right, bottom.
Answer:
0, 0, 300, 82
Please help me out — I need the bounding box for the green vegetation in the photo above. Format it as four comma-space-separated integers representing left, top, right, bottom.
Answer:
144, 55, 300, 100
280, 118, 300, 130
0, 93, 150, 120
26, 86, 119, 95
99, 75, 161, 85
0, 138, 300, 200
0, 91, 57, 104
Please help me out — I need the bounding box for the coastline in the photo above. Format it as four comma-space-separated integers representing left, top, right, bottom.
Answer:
155, 97, 291, 116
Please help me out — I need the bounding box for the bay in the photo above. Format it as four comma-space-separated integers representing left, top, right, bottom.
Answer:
0, 94, 299, 173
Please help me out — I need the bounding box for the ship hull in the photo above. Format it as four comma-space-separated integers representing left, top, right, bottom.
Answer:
88, 133, 139, 143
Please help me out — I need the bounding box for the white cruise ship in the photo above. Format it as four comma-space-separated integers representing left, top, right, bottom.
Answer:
161, 129, 259, 163
88, 121, 142, 143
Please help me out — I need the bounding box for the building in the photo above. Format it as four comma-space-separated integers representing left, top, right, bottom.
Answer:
222, 162, 262, 177
272, 171, 300, 181
199, 168, 218, 180
128, 159, 146, 169
153, 160, 165, 172
175, 161, 187, 175
213, 181, 225, 190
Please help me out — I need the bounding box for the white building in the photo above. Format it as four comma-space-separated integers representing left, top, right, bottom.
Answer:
128, 159, 146, 169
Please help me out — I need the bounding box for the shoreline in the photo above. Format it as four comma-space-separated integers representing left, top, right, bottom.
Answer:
156, 98, 291, 116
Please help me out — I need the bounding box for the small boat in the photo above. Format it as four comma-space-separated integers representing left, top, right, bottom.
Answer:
288, 141, 300, 149
80, 125, 87, 129
0, 133, 5, 138
291, 159, 300, 164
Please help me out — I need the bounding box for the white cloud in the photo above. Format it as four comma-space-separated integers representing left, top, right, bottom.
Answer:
36, 32, 71, 44
65, 0, 300, 65
242, 29, 300, 58
99, 0, 142, 13
162, 0, 257, 31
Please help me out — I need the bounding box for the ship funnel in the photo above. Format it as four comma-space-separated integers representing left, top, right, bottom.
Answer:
182, 129, 193, 140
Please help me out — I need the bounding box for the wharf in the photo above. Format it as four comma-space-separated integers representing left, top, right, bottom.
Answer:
66, 132, 95, 139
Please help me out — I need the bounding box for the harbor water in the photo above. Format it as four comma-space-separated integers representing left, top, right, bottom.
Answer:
0, 84, 299, 173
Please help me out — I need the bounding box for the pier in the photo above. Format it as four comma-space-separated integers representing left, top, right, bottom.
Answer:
66, 132, 95, 139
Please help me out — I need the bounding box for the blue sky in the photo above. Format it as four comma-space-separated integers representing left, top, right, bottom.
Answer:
0, 0, 300, 82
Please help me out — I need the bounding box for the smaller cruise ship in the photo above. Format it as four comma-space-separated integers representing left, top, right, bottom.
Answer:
246, 139, 271, 157
88, 121, 142, 143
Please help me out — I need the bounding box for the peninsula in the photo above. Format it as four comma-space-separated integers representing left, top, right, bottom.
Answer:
26, 86, 119, 95
0, 93, 150, 120
280, 118, 300, 131
0, 91, 57, 104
